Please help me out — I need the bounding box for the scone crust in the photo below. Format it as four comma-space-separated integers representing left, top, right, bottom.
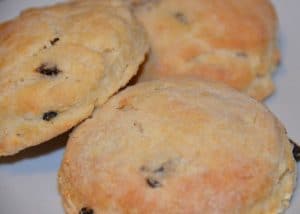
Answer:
59, 80, 296, 214
130, 0, 279, 100
0, 0, 148, 156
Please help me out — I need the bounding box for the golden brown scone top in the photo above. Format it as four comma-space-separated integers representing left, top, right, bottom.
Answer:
130, 0, 279, 100
59, 80, 296, 214
0, 0, 149, 156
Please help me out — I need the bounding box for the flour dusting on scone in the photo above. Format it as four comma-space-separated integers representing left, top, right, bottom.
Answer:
59, 80, 296, 214
0, 0, 149, 156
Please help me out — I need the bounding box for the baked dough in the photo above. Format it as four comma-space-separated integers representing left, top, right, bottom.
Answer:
0, 0, 149, 156
130, 0, 279, 100
59, 79, 296, 213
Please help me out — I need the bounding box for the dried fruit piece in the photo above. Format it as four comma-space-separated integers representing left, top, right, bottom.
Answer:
146, 177, 162, 188
290, 139, 300, 161
50, 37, 60, 45
36, 63, 61, 76
174, 12, 188, 24
236, 52, 248, 58
79, 207, 94, 214
42, 111, 58, 121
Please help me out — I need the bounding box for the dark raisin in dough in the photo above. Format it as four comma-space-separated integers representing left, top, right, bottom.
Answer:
290, 139, 300, 161
153, 165, 164, 173
50, 37, 60, 45
36, 63, 61, 76
236, 52, 248, 58
42, 111, 58, 121
132, 0, 160, 8
79, 207, 94, 214
133, 121, 144, 133
146, 177, 162, 188
174, 12, 188, 24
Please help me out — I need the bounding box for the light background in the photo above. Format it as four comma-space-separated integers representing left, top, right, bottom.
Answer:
0, 0, 299, 213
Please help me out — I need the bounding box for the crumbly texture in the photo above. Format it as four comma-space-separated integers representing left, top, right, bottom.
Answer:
59, 80, 296, 214
0, 0, 149, 156
129, 0, 279, 100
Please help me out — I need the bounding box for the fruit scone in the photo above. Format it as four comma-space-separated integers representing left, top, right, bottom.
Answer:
59, 80, 296, 214
129, 0, 280, 100
0, 0, 149, 156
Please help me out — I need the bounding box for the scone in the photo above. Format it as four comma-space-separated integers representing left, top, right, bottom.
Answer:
59, 80, 296, 214
0, 0, 148, 156
130, 0, 279, 100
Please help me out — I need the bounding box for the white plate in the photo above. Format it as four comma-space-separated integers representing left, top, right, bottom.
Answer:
0, 0, 299, 213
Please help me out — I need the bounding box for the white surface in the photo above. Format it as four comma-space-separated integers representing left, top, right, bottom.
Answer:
0, 0, 299, 213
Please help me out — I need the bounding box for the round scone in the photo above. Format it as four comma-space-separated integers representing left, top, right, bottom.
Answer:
129, 0, 279, 100
0, 0, 148, 156
59, 80, 296, 214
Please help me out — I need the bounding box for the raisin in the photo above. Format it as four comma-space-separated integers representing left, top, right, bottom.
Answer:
140, 165, 148, 171
133, 121, 144, 133
132, 0, 160, 8
36, 63, 61, 76
153, 166, 164, 173
50, 37, 60, 45
174, 12, 188, 24
153, 159, 176, 174
42, 111, 58, 121
290, 139, 300, 161
140, 165, 164, 173
236, 52, 248, 58
79, 207, 94, 214
146, 177, 162, 188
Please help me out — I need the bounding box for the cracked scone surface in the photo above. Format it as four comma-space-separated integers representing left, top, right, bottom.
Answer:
130, 0, 279, 100
0, 0, 149, 156
59, 80, 296, 214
